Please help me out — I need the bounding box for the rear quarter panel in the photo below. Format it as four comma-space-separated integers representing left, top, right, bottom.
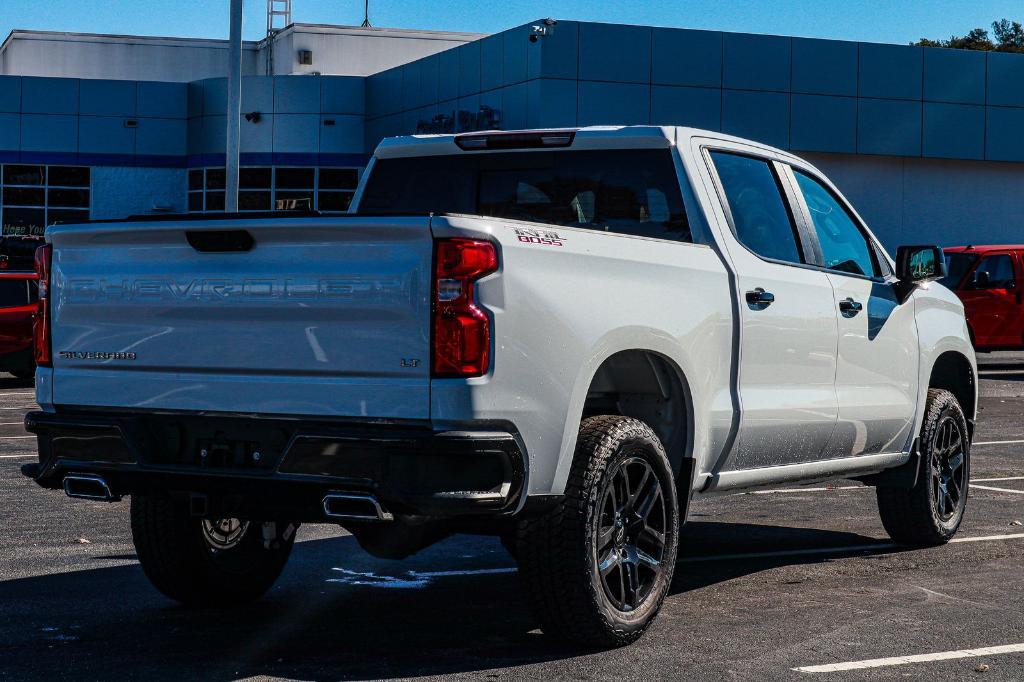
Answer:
429, 215, 734, 497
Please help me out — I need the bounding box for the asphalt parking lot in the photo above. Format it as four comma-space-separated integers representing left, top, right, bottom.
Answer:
1, 357, 1023, 681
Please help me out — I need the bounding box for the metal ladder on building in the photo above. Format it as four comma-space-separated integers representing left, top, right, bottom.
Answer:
266, 0, 291, 35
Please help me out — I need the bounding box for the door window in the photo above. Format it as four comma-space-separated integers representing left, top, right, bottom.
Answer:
941, 253, 977, 289
793, 171, 879, 278
971, 254, 1016, 289
709, 152, 803, 264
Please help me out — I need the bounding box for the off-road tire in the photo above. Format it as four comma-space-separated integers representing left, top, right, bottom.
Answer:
877, 389, 970, 546
516, 415, 680, 648
130, 492, 295, 606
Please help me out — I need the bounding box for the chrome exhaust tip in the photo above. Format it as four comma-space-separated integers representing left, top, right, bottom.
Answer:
63, 474, 120, 502
322, 492, 393, 522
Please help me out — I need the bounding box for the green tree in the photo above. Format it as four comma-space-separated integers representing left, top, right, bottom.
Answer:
912, 19, 1024, 53
992, 19, 1024, 51
946, 27, 994, 51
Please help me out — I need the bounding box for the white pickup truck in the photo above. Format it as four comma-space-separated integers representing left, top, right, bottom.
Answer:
23, 126, 976, 647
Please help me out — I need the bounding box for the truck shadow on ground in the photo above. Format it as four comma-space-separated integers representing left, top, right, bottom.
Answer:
2, 522, 898, 680
0, 374, 34, 389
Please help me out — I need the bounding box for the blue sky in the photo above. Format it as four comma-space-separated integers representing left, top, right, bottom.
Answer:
2, 0, 1023, 45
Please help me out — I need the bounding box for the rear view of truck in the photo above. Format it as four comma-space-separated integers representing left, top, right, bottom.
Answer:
23, 212, 525, 603
23, 126, 711, 648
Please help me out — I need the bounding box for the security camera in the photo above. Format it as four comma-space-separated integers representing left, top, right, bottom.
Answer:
530, 21, 555, 42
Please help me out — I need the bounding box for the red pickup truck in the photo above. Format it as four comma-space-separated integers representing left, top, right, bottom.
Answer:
943, 245, 1024, 351
0, 269, 37, 379
0, 236, 43, 379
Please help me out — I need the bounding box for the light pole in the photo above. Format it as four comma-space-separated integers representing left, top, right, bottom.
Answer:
225, 0, 244, 213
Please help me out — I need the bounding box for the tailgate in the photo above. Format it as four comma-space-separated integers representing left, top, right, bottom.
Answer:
48, 216, 433, 419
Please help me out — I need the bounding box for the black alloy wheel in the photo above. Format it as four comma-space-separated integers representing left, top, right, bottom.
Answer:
596, 456, 668, 612
930, 415, 967, 522
516, 415, 680, 647
877, 388, 970, 546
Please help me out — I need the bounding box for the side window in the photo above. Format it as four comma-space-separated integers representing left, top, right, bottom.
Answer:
710, 152, 803, 264
972, 254, 1016, 289
793, 171, 880, 278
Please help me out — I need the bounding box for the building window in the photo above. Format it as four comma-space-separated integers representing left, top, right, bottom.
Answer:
188, 167, 359, 214
1, 165, 90, 235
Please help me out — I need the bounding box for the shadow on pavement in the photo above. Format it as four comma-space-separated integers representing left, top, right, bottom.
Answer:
0, 375, 34, 390
1, 522, 901, 680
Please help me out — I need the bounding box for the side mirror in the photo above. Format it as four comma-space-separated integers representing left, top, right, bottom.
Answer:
973, 270, 991, 289
894, 245, 946, 302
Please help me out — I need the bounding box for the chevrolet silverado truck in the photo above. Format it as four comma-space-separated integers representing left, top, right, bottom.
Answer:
22, 126, 976, 647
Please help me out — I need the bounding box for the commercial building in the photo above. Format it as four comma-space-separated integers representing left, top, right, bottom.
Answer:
2, 18, 1024, 249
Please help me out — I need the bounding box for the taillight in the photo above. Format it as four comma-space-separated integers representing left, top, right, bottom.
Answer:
432, 239, 498, 377
33, 243, 52, 367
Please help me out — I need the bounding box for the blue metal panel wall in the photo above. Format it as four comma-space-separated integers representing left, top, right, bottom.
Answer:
652, 28, 722, 88
361, 20, 1024, 164
792, 38, 857, 97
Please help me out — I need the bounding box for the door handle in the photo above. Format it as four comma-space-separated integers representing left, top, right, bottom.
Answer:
745, 288, 775, 308
839, 297, 863, 317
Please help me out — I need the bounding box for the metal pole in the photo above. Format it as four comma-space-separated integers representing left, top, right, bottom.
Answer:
225, 0, 244, 213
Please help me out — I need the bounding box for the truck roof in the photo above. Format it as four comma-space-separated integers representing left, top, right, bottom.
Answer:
372, 125, 795, 160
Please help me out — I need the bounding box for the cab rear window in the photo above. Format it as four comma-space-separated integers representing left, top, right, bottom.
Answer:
358, 149, 691, 243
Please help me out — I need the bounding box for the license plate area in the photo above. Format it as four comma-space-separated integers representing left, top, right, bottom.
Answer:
196, 438, 270, 470
131, 415, 291, 471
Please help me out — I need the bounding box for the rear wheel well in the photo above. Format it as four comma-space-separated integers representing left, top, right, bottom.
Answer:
929, 351, 975, 436
582, 350, 693, 496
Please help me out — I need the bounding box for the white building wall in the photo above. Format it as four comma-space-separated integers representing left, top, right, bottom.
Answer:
274, 26, 482, 76
803, 152, 1024, 251
1, 26, 483, 82
1, 32, 261, 81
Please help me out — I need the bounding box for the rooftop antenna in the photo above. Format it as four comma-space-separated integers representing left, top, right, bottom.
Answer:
267, 0, 292, 35
361, 0, 371, 27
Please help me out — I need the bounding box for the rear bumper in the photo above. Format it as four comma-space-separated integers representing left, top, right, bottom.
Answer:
22, 408, 527, 522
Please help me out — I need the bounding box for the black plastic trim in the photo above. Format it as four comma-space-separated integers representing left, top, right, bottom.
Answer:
23, 409, 527, 520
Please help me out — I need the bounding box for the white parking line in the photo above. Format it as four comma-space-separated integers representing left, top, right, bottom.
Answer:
793, 642, 1024, 673
974, 476, 1024, 482
972, 483, 1024, 495
0, 435, 34, 440
0, 406, 36, 410
974, 439, 1024, 446
0, 454, 35, 459
950, 532, 1024, 543
0, 421, 25, 426
0, 392, 37, 397
680, 532, 1024, 563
